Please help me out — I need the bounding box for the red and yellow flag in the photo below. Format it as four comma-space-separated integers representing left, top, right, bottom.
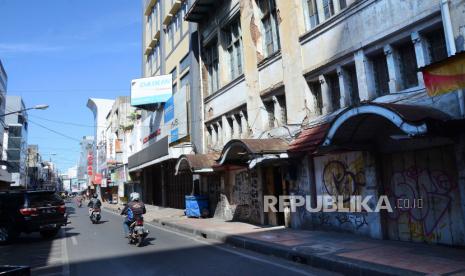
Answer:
423, 51, 465, 97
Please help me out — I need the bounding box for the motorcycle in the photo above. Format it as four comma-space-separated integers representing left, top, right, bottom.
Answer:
89, 208, 101, 224
76, 197, 83, 208
127, 215, 149, 247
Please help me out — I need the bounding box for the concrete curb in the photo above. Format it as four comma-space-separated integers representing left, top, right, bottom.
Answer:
104, 207, 420, 276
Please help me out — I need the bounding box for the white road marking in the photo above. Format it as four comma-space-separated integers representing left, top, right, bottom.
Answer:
71, 236, 78, 246
102, 208, 322, 276
61, 228, 70, 276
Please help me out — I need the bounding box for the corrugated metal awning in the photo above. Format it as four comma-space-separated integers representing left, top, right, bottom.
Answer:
175, 153, 219, 175
217, 139, 289, 166
288, 103, 452, 154
288, 123, 330, 154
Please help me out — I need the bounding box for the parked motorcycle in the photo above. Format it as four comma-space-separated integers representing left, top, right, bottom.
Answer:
127, 215, 149, 247
89, 208, 101, 224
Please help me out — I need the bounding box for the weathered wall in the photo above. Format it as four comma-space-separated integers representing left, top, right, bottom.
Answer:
290, 156, 314, 229
313, 152, 382, 238
300, 0, 441, 73
213, 168, 263, 224
291, 152, 382, 239
383, 146, 465, 246
204, 79, 247, 121
449, 0, 465, 52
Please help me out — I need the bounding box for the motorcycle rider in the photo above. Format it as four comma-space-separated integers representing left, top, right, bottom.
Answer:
87, 193, 102, 216
121, 192, 146, 237
75, 194, 83, 207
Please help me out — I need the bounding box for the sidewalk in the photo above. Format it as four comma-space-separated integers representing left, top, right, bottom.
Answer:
103, 202, 465, 276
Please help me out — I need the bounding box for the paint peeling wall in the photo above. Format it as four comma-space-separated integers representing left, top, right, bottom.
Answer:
290, 156, 314, 229
300, 0, 441, 72
213, 168, 263, 224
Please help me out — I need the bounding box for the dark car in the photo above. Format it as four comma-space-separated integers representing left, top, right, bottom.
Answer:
0, 190, 68, 244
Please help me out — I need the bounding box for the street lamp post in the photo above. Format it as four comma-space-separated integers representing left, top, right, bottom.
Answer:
1, 104, 49, 117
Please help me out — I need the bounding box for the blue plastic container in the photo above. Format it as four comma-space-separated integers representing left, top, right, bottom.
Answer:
185, 195, 209, 218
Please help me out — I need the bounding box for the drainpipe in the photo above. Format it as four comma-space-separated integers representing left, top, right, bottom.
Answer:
198, 28, 206, 153
441, 0, 465, 117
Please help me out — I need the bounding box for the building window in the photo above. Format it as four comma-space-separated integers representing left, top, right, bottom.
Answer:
259, 0, 281, 57
306, 0, 319, 29
276, 95, 287, 125
308, 81, 323, 115
425, 29, 448, 64
153, 3, 158, 32
172, 83, 177, 94
153, 44, 160, 70
207, 127, 213, 146
180, 72, 189, 88
323, 0, 335, 20
234, 113, 242, 136
181, 1, 188, 35
397, 42, 418, 89
171, 67, 177, 81
339, 0, 347, 9
223, 18, 243, 80
327, 73, 340, 111
264, 101, 275, 128
167, 22, 174, 49
180, 54, 190, 73
148, 13, 153, 39
372, 53, 389, 96
345, 65, 360, 105
205, 41, 219, 94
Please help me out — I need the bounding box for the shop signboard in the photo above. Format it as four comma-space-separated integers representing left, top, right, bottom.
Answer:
131, 74, 173, 106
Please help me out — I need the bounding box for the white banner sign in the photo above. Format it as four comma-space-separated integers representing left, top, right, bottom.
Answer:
131, 75, 172, 106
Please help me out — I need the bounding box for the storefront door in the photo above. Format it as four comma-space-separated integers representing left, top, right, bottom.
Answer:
382, 146, 465, 246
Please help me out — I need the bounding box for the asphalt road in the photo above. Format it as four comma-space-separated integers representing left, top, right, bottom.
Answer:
1, 202, 338, 276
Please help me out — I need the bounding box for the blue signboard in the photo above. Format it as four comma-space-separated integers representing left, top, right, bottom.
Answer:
164, 96, 174, 122
170, 128, 179, 143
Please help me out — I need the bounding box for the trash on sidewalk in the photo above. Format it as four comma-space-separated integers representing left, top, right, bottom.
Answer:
185, 195, 209, 218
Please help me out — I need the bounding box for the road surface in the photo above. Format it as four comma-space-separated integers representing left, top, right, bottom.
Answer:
1, 202, 338, 276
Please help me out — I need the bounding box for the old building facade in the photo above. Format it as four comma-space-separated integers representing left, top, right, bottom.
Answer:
181, 0, 465, 246
128, 0, 202, 208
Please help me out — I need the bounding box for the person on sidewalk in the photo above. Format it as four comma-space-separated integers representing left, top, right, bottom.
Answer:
120, 192, 146, 237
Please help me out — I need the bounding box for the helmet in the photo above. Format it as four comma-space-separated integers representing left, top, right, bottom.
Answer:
92, 193, 98, 199
130, 192, 140, 201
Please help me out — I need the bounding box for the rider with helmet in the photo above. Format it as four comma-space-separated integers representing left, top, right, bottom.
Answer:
121, 192, 146, 237
87, 193, 102, 215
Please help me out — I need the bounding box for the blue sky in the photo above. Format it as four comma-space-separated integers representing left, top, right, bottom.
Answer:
0, 0, 142, 172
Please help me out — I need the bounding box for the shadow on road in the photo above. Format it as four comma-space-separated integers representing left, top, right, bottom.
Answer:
141, 237, 156, 246
0, 228, 74, 274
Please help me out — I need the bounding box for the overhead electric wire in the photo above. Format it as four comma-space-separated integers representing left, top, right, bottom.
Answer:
29, 114, 97, 128
28, 119, 82, 143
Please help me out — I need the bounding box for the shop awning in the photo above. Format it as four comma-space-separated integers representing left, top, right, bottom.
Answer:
217, 139, 289, 168
128, 136, 169, 172
174, 153, 219, 175
288, 103, 452, 154
288, 123, 330, 154
322, 103, 451, 149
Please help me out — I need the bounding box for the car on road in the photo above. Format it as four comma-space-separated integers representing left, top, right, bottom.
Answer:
0, 190, 68, 244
